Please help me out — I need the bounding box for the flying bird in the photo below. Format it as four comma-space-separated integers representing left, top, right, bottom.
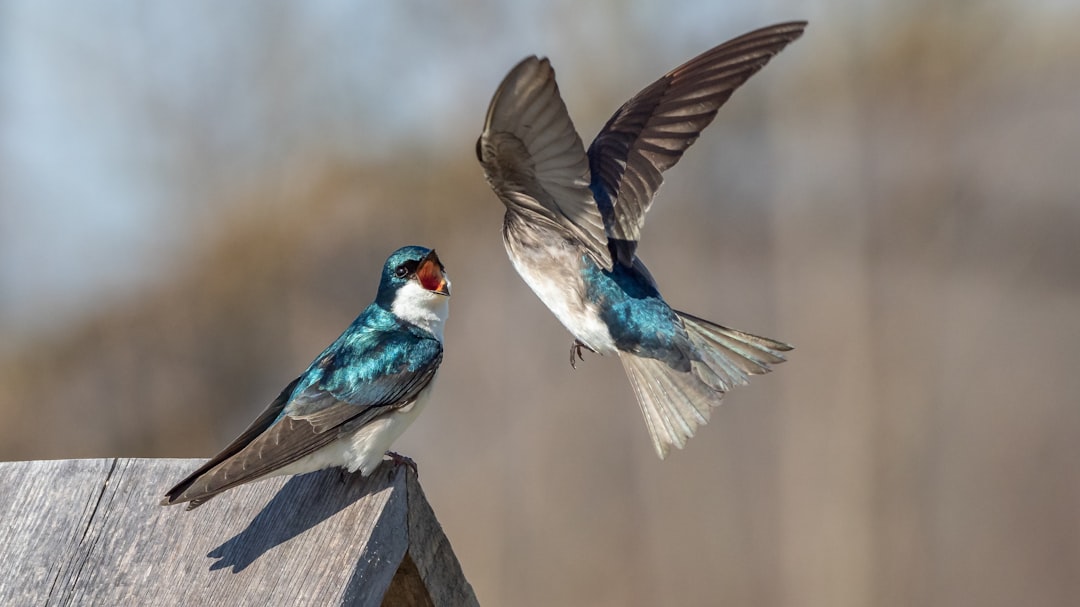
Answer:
476, 22, 804, 458
162, 246, 450, 509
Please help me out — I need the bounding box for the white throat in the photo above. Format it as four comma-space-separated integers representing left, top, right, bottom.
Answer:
390, 279, 450, 341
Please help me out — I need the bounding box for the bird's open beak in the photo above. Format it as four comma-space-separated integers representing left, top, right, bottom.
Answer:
416, 250, 450, 296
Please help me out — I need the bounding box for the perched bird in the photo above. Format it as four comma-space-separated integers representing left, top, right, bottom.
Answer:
162, 246, 450, 509
476, 22, 803, 458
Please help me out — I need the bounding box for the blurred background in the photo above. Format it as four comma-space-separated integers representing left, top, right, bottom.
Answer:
2, 1, 1078, 605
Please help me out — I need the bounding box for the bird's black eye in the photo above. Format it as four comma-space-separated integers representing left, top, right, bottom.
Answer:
394, 259, 420, 278
475, 137, 483, 162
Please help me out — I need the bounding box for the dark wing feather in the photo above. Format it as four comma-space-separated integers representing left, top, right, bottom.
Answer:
159, 376, 301, 506
588, 21, 807, 266
478, 56, 613, 270
174, 399, 379, 509
162, 337, 442, 508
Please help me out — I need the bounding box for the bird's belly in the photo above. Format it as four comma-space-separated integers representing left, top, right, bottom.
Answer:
343, 379, 435, 476
272, 378, 437, 479
505, 239, 615, 354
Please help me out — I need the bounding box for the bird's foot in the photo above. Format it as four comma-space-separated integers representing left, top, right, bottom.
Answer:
570, 339, 595, 369
385, 451, 418, 476
337, 468, 350, 485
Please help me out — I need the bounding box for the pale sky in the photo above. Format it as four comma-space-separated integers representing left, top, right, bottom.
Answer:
0, 0, 1067, 343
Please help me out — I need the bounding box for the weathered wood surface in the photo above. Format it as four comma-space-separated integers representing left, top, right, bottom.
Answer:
0, 458, 478, 607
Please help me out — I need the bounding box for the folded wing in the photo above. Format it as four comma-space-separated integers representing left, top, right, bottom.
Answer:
161, 337, 442, 508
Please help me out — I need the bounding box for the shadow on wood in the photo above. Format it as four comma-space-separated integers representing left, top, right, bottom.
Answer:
0, 458, 478, 606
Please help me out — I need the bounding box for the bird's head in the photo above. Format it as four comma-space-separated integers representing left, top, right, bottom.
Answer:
376, 246, 451, 335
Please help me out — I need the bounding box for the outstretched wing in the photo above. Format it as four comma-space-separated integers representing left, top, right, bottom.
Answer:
588, 21, 807, 266
162, 332, 442, 508
477, 56, 613, 271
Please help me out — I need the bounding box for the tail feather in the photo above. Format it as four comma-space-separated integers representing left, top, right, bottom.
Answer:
621, 354, 717, 458
620, 312, 791, 458
679, 311, 791, 391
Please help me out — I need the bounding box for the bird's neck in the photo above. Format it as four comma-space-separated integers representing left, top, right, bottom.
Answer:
389, 282, 449, 342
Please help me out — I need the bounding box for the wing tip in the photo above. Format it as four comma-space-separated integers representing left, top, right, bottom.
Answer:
505, 54, 552, 86
754, 20, 809, 41
160, 480, 193, 507
483, 54, 559, 134
160, 489, 214, 510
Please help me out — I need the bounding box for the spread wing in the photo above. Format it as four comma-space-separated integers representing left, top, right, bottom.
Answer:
588, 21, 807, 266
477, 56, 613, 271
162, 332, 442, 508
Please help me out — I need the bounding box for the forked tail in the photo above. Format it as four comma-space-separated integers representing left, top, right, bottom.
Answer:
619, 311, 791, 458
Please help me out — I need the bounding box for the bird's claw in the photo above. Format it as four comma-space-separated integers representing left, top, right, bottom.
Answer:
570, 339, 595, 369
386, 451, 418, 476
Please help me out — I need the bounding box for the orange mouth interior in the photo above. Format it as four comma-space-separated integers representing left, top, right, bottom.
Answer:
416, 259, 447, 293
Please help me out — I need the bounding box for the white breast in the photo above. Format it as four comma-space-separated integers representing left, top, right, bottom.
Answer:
504, 231, 615, 355
270, 377, 438, 479
340, 376, 437, 476
390, 280, 450, 342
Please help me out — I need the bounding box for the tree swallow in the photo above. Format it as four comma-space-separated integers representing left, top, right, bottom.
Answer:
162, 246, 450, 509
476, 22, 804, 458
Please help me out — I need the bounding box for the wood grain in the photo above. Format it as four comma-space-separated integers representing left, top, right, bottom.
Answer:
0, 458, 477, 606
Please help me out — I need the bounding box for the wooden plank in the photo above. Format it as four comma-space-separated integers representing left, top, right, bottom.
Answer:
0, 459, 114, 606
404, 472, 480, 607
0, 458, 477, 606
